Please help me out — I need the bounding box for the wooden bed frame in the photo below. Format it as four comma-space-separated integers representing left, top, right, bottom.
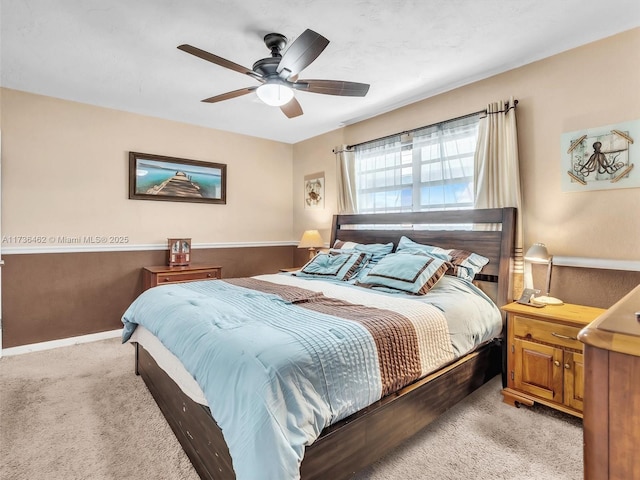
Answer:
134, 207, 516, 480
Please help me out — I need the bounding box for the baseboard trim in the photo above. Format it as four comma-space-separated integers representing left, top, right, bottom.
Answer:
2, 329, 123, 357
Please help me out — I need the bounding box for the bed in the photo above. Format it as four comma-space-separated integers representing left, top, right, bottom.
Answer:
124, 207, 515, 480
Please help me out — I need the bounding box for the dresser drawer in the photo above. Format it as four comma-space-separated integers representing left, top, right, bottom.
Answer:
512, 315, 583, 351
142, 265, 223, 291
156, 269, 220, 284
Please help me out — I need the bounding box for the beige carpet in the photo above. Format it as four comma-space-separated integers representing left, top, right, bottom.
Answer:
0, 338, 582, 479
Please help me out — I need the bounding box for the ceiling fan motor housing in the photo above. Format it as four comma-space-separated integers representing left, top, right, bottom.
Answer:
252, 57, 282, 79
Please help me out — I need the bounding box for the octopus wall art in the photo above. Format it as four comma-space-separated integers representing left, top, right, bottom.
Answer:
561, 120, 639, 192
304, 172, 324, 209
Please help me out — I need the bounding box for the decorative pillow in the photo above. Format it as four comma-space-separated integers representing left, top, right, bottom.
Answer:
396, 236, 489, 282
356, 252, 450, 295
327, 249, 375, 282
295, 251, 369, 281
332, 240, 393, 264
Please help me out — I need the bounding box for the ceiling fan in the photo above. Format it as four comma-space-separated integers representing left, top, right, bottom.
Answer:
178, 29, 370, 118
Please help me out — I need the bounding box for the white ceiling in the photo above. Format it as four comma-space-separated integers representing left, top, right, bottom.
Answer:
1, 0, 639, 144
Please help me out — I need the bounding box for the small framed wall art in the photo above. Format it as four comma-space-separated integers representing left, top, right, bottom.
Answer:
168, 238, 191, 266
304, 172, 324, 209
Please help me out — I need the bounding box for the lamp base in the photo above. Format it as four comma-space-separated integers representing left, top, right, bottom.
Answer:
533, 295, 564, 306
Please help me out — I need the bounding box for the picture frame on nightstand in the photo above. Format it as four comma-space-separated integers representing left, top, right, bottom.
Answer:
516, 288, 545, 307
168, 238, 191, 266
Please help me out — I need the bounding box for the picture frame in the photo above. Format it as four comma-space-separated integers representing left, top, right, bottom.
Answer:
168, 238, 191, 266
129, 152, 226, 204
304, 171, 325, 209
561, 119, 639, 192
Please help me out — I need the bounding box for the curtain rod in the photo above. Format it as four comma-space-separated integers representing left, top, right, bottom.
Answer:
337, 99, 518, 152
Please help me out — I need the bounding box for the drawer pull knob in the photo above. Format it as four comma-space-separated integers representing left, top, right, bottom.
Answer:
207, 273, 212, 277
564, 363, 571, 369
554, 360, 561, 367
163, 277, 170, 282
551, 332, 576, 341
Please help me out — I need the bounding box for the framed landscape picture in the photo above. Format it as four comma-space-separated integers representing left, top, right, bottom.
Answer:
129, 152, 227, 204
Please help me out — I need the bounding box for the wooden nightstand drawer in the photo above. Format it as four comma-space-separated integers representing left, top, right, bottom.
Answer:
156, 269, 220, 284
513, 315, 583, 351
143, 265, 222, 291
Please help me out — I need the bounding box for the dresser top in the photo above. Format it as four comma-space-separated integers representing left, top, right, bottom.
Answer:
578, 284, 640, 357
144, 264, 222, 274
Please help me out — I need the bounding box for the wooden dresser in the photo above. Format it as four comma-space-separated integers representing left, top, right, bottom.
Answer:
579, 284, 640, 480
501, 302, 605, 417
142, 264, 222, 291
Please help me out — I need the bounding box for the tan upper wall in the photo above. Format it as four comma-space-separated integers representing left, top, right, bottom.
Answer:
3, 29, 639, 256
292, 128, 345, 244
1, 88, 294, 247
294, 28, 640, 260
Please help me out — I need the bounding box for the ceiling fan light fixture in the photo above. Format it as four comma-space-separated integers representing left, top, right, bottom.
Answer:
256, 83, 294, 106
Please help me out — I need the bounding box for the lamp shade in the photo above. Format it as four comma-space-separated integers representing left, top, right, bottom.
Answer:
524, 243, 550, 263
298, 230, 324, 248
256, 83, 294, 106
298, 230, 324, 260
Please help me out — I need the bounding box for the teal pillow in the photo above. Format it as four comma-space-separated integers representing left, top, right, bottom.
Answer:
296, 251, 369, 281
356, 252, 449, 295
332, 240, 393, 264
396, 236, 489, 281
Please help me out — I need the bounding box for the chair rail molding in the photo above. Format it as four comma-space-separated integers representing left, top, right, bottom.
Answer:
554, 256, 640, 272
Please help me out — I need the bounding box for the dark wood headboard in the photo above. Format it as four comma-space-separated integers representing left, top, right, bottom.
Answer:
330, 207, 516, 311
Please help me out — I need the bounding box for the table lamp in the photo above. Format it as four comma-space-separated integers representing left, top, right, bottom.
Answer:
524, 243, 563, 305
298, 230, 324, 260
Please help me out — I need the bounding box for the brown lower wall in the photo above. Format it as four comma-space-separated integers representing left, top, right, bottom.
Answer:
2, 246, 298, 348
3, 247, 637, 348
532, 264, 640, 309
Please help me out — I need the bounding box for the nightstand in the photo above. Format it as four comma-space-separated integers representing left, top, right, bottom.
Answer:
142, 264, 222, 291
501, 301, 605, 417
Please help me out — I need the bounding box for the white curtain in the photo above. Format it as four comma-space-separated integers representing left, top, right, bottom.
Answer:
474, 96, 524, 299
335, 145, 357, 214
352, 136, 403, 214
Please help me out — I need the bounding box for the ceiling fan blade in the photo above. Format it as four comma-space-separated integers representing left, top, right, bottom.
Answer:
276, 29, 329, 80
280, 97, 303, 118
201, 87, 257, 103
178, 44, 263, 81
293, 79, 370, 97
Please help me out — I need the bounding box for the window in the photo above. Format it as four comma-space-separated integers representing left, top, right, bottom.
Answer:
354, 114, 480, 214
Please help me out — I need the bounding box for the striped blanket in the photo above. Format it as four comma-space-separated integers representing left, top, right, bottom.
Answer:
122, 274, 455, 480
